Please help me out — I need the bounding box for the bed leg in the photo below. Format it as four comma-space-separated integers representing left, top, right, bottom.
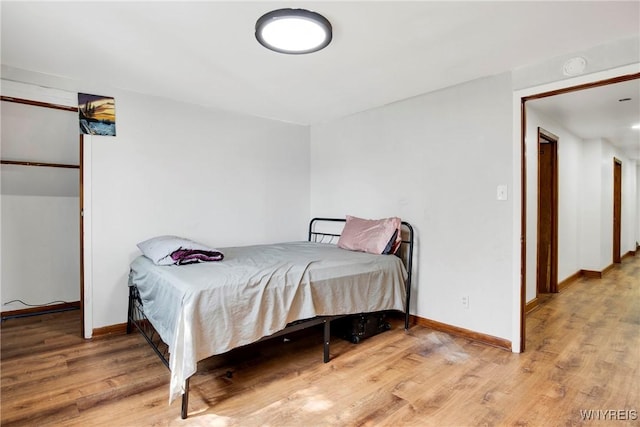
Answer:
323, 319, 330, 363
181, 378, 190, 419
126, 286, 134, 334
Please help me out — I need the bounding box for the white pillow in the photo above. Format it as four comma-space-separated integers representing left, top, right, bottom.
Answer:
136, 235, 218, 265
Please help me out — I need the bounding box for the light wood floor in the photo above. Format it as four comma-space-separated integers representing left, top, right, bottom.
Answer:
2, 255, 638, 426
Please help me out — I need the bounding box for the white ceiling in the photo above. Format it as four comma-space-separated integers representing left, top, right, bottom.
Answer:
1, 1, 639, 158
527, 78, 640, 161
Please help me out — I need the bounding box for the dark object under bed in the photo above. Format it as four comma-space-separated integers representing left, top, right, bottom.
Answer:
333, 311, 392, 344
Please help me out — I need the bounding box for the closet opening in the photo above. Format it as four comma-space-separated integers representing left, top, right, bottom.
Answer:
1, 96, 84, 338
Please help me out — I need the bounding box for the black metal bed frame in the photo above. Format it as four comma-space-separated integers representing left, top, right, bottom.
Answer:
127, 217, 414, 419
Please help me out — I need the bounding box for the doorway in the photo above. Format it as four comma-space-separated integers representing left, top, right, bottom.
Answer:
613, 158, 622, 263
536, 128, 558, 294
518, 71, 640, 352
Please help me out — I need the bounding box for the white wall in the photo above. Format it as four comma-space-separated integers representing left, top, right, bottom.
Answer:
637, 164, 640, 247
584, 138, 637, 270
2, 69, 311, 332
89, 92, 311, 330
311, 73, 514, 341
558, 128, 582, 279
619, 157, 637, 257
1, 195, 79, 309
579, 139, 603, 271
600, 141, 615, 266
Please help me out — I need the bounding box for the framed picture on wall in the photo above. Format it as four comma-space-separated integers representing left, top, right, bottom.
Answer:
78, 93, 116, 136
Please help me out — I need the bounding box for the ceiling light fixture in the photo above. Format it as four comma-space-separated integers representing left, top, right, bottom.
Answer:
255, 8, 332, 54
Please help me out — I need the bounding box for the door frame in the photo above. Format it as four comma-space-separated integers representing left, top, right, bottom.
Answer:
515, 66, 640, 353
0, 96, 84, 337
536, 127, 559, 295
613, 158, 622, 263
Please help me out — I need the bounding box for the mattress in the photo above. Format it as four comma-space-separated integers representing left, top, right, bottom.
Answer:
128, 241, 407, 402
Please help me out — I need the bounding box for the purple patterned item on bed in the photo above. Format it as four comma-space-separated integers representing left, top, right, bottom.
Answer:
170, 249, 224, 265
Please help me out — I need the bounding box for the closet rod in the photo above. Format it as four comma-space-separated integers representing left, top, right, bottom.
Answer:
1, 96, 78, 112
0, 159, 79, 169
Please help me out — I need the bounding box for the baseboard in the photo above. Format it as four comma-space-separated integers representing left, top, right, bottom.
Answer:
93, 314, 514, 351
580, 262, 617, 280
580, 269, 603, 279
622, 250, 636, 261
1, 301, 80, 319
525, 298, 539, 313
92, 322, 127, 339
558, 270, 582, 292
409, 315, 512, 352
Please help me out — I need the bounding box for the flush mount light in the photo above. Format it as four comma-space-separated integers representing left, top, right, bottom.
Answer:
255, 8, 332, 54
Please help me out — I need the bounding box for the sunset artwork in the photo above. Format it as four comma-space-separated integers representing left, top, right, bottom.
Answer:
78, 93, 116, 136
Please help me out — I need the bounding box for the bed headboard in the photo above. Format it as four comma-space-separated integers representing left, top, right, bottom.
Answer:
307, 217, 414, 329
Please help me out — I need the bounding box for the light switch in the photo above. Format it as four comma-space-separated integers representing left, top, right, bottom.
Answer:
497, 185, 508, 201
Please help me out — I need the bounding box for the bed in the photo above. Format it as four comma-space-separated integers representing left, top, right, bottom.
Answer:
127, 217, 414, 419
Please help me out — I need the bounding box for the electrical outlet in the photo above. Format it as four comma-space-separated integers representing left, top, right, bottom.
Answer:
462, 295, 469, 309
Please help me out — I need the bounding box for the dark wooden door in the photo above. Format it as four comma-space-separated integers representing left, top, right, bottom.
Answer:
536, 128, 558, 294
613, 159, 622, 263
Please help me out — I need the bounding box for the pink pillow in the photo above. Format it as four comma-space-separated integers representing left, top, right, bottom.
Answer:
337, 215, 402, 255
